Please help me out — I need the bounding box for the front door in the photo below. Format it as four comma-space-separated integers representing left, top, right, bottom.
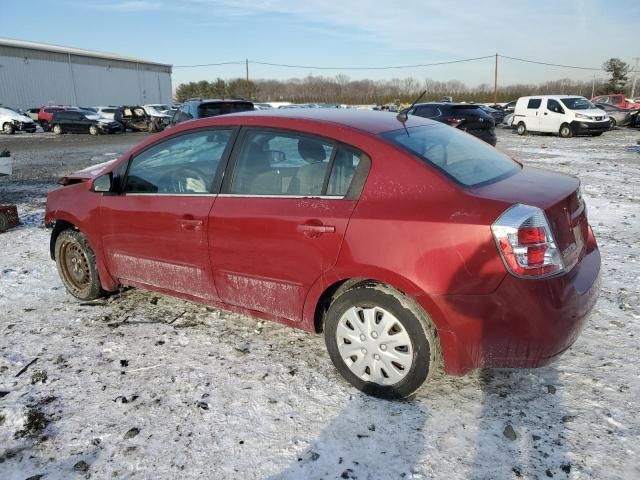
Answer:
540, 98, 565, 133
100, 128, 235, 300
210, 128, 368, 321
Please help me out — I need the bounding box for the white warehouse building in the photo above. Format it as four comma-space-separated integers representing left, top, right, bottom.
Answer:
0, 38, 172, 109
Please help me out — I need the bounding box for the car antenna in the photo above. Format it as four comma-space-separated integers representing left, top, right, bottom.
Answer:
396, 90, 426, 136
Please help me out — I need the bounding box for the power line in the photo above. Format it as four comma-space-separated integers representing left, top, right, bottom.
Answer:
174, 60, 245, 68
499, 55, 604, 71
173, 55, 494, 70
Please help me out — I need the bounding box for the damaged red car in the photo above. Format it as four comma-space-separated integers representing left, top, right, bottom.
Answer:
45, 109, 601, 398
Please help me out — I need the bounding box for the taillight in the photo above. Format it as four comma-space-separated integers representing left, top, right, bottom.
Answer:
446, 117, 464, 126
491, 204, 564, 278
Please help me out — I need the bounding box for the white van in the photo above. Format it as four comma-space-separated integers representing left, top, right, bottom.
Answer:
513, 95, 609, 138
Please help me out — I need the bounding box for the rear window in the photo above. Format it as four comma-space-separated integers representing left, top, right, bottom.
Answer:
380, 124, 519, 187
527, 99, 542, 109
198, 102, 253, 118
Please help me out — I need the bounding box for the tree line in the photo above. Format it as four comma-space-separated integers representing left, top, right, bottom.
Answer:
175, 57, 635, 105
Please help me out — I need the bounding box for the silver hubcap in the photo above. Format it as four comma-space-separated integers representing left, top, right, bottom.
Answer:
336, 306, 413, 386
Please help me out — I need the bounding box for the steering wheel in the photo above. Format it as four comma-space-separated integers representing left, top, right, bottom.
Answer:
169, 166, 210, 193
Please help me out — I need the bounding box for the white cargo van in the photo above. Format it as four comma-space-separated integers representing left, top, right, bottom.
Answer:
513, 95, 609, 138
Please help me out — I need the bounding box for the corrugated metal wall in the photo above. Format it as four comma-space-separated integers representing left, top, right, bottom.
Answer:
0, 44, 172, 109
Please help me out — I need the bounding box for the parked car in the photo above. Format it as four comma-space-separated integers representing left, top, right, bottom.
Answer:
405, 102, 497, 145
142, 104, 173, 127
38, 106, 72, 131
514, 95, 609, 137
0, 107, 37, 134
479, 104, 505, 124
45, 109, 601, 398
25, 108, 41, 121
502, 100, 517, 115
595, 103, 639, 127
91, 106, 119, 120
114, 106, 164, 132
170, 99, 254, 126
591, 94, 640, 110
50, 110, 121, 135
253, 103, 274, 110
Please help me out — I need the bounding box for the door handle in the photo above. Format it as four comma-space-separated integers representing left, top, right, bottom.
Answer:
297, 223, 336, 237
177, 218, 204, 230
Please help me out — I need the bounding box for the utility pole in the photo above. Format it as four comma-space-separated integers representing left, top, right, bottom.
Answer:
631, 57, 640, 99
591, 74, 596, 99
493, 53, 498, 105
245, 58, 250, 99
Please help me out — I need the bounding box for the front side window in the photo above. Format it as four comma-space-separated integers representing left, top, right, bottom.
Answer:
381, 123, 519, 187
230, 131, 333, 196
547, 99, 564, 113
124, 129, 232, 194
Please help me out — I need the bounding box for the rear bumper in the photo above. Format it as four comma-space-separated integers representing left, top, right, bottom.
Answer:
466, 128, 497, 146
425, 246, 601, 375
570, 120, 609, 134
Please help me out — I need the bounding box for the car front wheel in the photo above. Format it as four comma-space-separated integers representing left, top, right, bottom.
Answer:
54, 229, 103, 300
559, 124, 573, 138
89, 125, 99, 135
2, 123, 15, 134
324, 284, 439, 399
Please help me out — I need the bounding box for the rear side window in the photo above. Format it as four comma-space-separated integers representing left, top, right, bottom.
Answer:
413, 106, 440, 118
527, 99, 542, 109
381, 124, 519, 187
199, 102, 254, 118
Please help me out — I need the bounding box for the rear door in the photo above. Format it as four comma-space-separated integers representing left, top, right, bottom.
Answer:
524, 98, 542, 131
209, 127, 369, 322
99, 128, 235, 300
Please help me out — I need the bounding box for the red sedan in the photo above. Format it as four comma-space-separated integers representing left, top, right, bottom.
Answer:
45, 109, 601, 398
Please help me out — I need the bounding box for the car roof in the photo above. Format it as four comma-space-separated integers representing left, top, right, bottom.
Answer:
186, 98, 253, 104
518, 95, 584, 99
185, 108, 436, 135
413, 102, 478, 107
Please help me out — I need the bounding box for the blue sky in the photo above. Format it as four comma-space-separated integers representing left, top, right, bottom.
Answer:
2, 0, 638, 88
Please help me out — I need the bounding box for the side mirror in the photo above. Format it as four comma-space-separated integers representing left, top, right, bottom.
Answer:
91, 173, 112, 193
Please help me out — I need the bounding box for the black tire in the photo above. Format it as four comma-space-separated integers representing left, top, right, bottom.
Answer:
52, 124, 63, 135
54, 229, 104, 300
40, 121, 49, 132
516, 122, 526, 135
0, 212, 9, 233
2, 123, 15, 135
89, 125, 99, 135
609, 118, 617, 129
559, 123, 573, 138
324, 284, 439, 399
590, 132, 603, 137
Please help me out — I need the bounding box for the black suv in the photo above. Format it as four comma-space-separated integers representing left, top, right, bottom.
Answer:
170, 99, 254, 126
50, 111, 121, 135
405, 102, 497, 146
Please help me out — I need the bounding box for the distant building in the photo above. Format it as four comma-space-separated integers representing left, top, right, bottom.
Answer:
0, 38, 172, 109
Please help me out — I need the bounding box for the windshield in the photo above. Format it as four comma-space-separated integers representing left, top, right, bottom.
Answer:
380, 124, 519, 187
561, 97, 596, 110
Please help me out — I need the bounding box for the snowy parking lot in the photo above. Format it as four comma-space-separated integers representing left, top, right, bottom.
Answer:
1, 128, 639, 480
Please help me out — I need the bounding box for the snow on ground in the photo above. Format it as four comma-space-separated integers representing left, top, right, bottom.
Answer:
0, 129, 639, 480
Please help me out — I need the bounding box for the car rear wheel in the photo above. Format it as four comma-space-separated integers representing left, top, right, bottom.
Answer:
52, 124, 63, 135
324, 284, 439, 399
559, 124, 573, 138
516, 122, 526, 135
54, 229, 103, 300
89, 125, 99, 135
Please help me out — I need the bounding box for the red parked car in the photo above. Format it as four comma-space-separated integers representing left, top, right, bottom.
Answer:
591, 94, 640, 110
38, 106, 69, 131
45, 109, 601, 398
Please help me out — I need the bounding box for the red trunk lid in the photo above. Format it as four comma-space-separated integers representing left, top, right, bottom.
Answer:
471, 166, 588, 271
